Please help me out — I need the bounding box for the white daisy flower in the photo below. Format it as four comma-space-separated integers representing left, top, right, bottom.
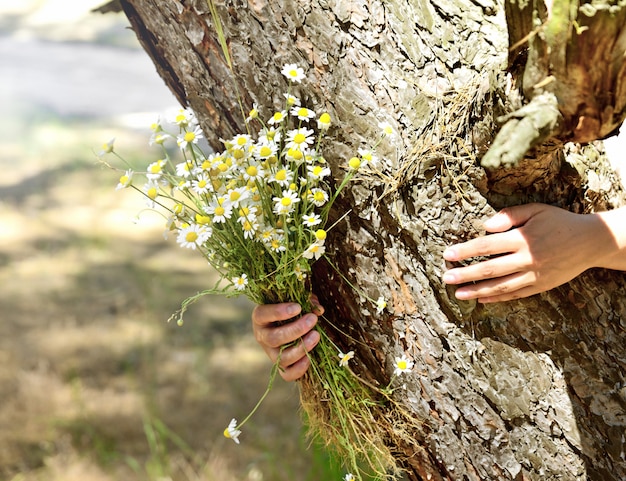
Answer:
290, 106, 316, 122
317, 112, 331, 130
232, 133, 252, 148
146, 159, 167, 181
358, 147, 379, 167
344, 474, 355, 481
394, 354, 414, 376
258, 126, 282, 144
176, 224, 210, 250
302, 213, 322, 227
227, 187, 250, 208
116, 170, 133, 190
281, 63, 306, 83
269, 235, 287, 253
285, 127, 315, 150
267, 110, 287, 126
243, 162, 266, 181
273, 189, 300, 215
254, 141, 278, 160
375, 296, 387, 314
241, 219, 259, 239
177, 125, 204, 149
338, 350, 355, 367
307, 164, 331, 181
224, 418, 242, 444
303, 241, 325, 260
143, 180, 160, 206
191, 173, 212, 195
245, 103, 259, 123
269, 167, 294, 187
149, 132, 170, 146
98, 137, 115, 156
232, 274, 249, 291
283, 92, 301, 107
378, 121, 395, 138
205, 197, 233, 223
171, 107, 198, 128
175, 161, 195, 178
308, 187, 329, 207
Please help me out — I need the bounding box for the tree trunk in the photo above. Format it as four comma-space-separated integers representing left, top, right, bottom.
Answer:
117, 0, 626, 479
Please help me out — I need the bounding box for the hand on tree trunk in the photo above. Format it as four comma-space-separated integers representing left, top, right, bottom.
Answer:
442, 203, 626, 303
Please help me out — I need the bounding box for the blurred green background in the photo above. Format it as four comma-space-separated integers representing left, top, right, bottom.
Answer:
0, 1, 341, 480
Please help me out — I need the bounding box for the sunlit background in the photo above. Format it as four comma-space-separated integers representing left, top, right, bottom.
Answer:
3, 2, 626, 481
0, 1, 341, 480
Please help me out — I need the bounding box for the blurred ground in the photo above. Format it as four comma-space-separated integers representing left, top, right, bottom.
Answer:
0, 2, 335, 480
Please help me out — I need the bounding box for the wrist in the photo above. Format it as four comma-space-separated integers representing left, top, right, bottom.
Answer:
592, 208, 626, 271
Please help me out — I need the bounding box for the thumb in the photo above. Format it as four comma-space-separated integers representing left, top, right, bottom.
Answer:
483, 203, 545, 232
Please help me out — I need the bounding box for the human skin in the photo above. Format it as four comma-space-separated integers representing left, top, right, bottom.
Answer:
442, 203, 626, 303
251, 296, 323, 381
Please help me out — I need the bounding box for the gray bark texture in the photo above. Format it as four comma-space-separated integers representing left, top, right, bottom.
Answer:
117, 0, 626, 479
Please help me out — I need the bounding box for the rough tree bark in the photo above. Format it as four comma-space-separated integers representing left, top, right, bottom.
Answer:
114, 0, 626, 479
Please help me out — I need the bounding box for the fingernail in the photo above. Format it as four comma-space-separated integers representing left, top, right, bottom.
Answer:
303, 313, 318, 328
455, 289, 470, 300
442, 271, 456, 283
286, 303, 301, 316
442, 247, 456, 260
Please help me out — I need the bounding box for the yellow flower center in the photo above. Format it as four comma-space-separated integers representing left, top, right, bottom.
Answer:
315, 229, 327, 241
233, 149, 245, 159
349, 157, 361, 170
230, 191, 241, 201
119, 175, 129, 185
259, 145, 273, 157
273, 112, 284, 122
288, 148, 303, 161
297, 107, 309, 117
312, 166, 323, 176
319, 113, 331, 125
147, 187, 158, 199
149, 164, 162, 174
237, 136, 247, 146
197, 179, 207, 188
281, 197, 292, 207
184, 131, 196, 142
293, 133, 306, 144
218, 163, 229, 172
246, 165, 258, 177
223, 428, 231, 438
185, 231, 198, 243
243, 221, 253, 231
313, 191, 325, 202
275, 170, 287, 181
214, 206, 225, 216
397, 360, 407, 370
